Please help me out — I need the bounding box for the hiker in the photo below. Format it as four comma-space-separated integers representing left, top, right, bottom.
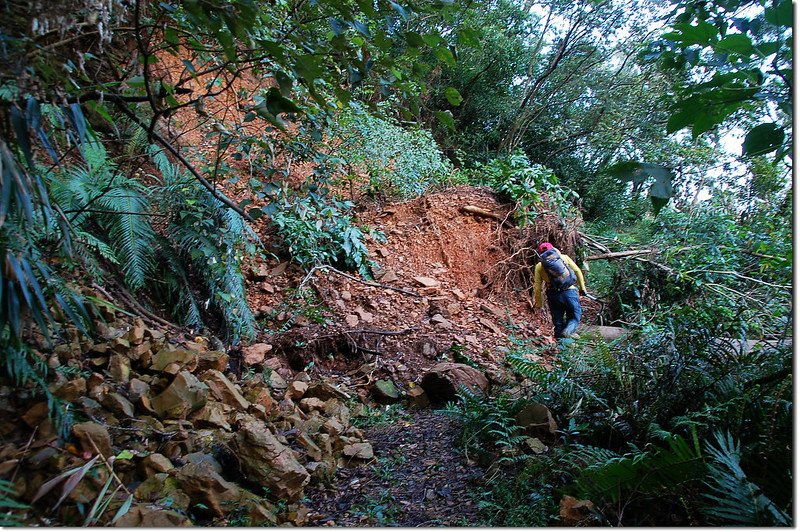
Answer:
533, 242, 587, 339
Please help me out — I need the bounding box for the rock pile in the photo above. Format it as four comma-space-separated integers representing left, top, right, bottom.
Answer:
2, 313, 375, 526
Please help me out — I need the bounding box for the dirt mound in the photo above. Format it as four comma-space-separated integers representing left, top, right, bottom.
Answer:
244, 186, 601, 399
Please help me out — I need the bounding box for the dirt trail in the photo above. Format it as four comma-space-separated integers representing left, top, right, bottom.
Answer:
305, 409, 486, 527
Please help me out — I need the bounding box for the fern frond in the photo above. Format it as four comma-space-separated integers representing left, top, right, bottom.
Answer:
97, 186, 156, 291
702, 431, 791, 526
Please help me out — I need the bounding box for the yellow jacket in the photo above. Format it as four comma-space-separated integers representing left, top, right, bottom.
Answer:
533, 252, 586, 308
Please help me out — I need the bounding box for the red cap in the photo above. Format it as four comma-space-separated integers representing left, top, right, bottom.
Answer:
538, 242, 554, 253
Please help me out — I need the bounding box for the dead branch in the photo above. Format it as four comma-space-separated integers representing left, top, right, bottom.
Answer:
459, 205, 514, 228
586, 249, 653, 260
299, 265, 422, 298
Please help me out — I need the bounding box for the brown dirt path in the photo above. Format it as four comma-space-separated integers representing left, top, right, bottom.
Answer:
305, 408, 486, 527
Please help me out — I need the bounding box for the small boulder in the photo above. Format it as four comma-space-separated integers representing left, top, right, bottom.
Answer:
150, 348, 198, 373
343, 442, 374, 460
235, 418, 310, 500
420, 362, 489, 404
196, 350, 230, 373
190, 401, 232, 431
72, 422, 112, 458
515, 403, 558, 437
242, 343, 272, 366
199, 370, 250, 411
175, 461, 240, 517
150, 371, 209, 419
102, 392, 135, 418
54, 378, 86, 402
141, 453, 174, 476
299, 397, 326, 413
286, 381, 308, 400
115, 504, 191, 527
406, 386, 430, 409
371, 380, 402, 405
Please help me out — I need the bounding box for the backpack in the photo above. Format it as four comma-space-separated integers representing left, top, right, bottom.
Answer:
538, 247, 577, 291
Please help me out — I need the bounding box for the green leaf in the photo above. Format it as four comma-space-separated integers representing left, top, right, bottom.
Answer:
672, 21, 719, 45
666, 109, 695, 134
434, 47, 456, 67
444, 87, 462, 106
435, 110, 455, 130
715, 34, 754, 55
742, 123, 784, 156
765, 0, 792, 27
110, 494, 134, 525
405, 32, 425, 47
115, 450, 134, 460
264, 87, 301, 115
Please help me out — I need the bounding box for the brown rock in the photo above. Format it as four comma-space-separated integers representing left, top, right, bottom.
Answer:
102, 392, 135, 417
323, 418, 344, 437
126, 325, 146, 345
406, 386, 430, 409
150, 371, 209, 419
141, 453, 174, 476
54, 378, 86, 402
234, 418, 310, 500
430, 313, 453, 329
196, 350, 229, 373
413, 276, 441, 288
21, 402, 50, 428
115, 504, 192, 526
175, 461, 240, 517
421, 362, 489, 404
242, 343, 272, 366
150, 348, 198, 373
286, 381, 308, 400
190, 401, 232, 431
297, 433, 323, 461
299, 397, 326, 413
307, 381, 351, 402
324, 399, 351, 428
479, 317, 503, 335
343, 442, 374, 460
559, 495, 596, 525
354, 306, 374, 323
72, 422, 112, 458
381, 270, 399, 283
345, 314, 359, 327
199, 370, 250, 411
515, 403, 558, 436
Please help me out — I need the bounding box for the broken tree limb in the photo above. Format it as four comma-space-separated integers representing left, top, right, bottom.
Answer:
299, 265, 422, 298
586, 249, 654, 260
459, 205, 514, 228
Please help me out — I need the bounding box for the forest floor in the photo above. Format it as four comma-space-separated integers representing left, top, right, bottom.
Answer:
304, 408, 486, 527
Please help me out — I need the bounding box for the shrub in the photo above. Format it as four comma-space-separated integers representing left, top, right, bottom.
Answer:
335, 107, 454, 199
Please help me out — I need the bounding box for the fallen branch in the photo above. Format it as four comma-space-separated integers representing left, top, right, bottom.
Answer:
109, 96, 254, 223
346, 327, 418, 336
299, 265, 422, 298
459, 205, 515, 228
586, 249, 653, 260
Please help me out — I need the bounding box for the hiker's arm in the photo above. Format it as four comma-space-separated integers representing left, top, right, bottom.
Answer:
533, 263, 544, 308
564, 256, 587, 293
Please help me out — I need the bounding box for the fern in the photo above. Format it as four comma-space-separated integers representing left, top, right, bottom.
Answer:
566, 435, 704, 507
702, 431, 791, 526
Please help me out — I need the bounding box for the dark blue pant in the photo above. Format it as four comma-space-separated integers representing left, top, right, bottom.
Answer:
546, 289, 582, 338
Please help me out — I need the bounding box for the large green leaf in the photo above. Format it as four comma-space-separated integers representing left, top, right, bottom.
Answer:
742, 123, 784, 156
444, 87, 462, 106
